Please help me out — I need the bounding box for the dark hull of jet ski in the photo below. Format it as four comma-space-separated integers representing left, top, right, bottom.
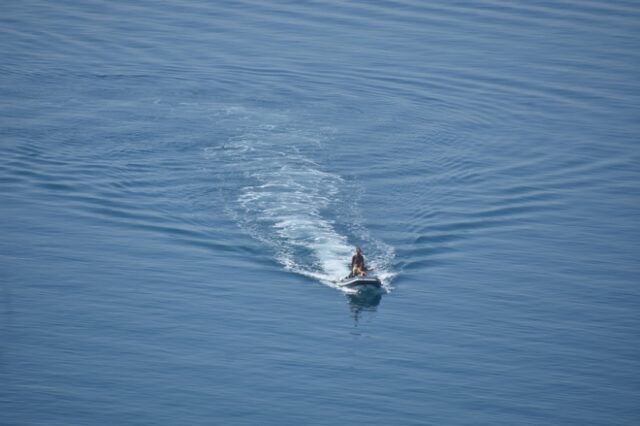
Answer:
338, 275, 382, 288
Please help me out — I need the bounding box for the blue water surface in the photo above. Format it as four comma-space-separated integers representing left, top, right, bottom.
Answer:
1, 1, 639, 425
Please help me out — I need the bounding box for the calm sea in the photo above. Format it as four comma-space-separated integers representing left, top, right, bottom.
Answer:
1, 1, 639, 425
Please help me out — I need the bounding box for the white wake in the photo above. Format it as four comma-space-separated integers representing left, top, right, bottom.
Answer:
205, 107, 394, 290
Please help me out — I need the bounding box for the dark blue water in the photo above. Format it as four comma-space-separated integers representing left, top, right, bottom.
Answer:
2, 1, 639, 425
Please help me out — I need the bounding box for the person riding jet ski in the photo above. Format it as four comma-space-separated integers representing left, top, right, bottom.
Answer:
350, 247, 368, 277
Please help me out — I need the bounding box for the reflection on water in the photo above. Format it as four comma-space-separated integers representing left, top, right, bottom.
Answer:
346, 288, 382, 322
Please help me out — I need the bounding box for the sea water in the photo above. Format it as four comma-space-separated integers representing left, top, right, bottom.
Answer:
1, 1, 639, 425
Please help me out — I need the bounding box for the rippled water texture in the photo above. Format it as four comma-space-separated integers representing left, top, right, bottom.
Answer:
2, 1, 639, 425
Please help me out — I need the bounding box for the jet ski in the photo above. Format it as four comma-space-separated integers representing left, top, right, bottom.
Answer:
338, 274, 382, 289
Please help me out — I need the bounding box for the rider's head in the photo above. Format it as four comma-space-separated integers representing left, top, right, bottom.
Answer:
355, 247, 361, 254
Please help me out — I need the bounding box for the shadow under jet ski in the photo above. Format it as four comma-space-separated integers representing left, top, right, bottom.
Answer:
346, 286, 382, 310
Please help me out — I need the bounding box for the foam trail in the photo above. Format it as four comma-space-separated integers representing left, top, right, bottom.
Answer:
205, 107, 394, 290
238, 163, 354, 284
